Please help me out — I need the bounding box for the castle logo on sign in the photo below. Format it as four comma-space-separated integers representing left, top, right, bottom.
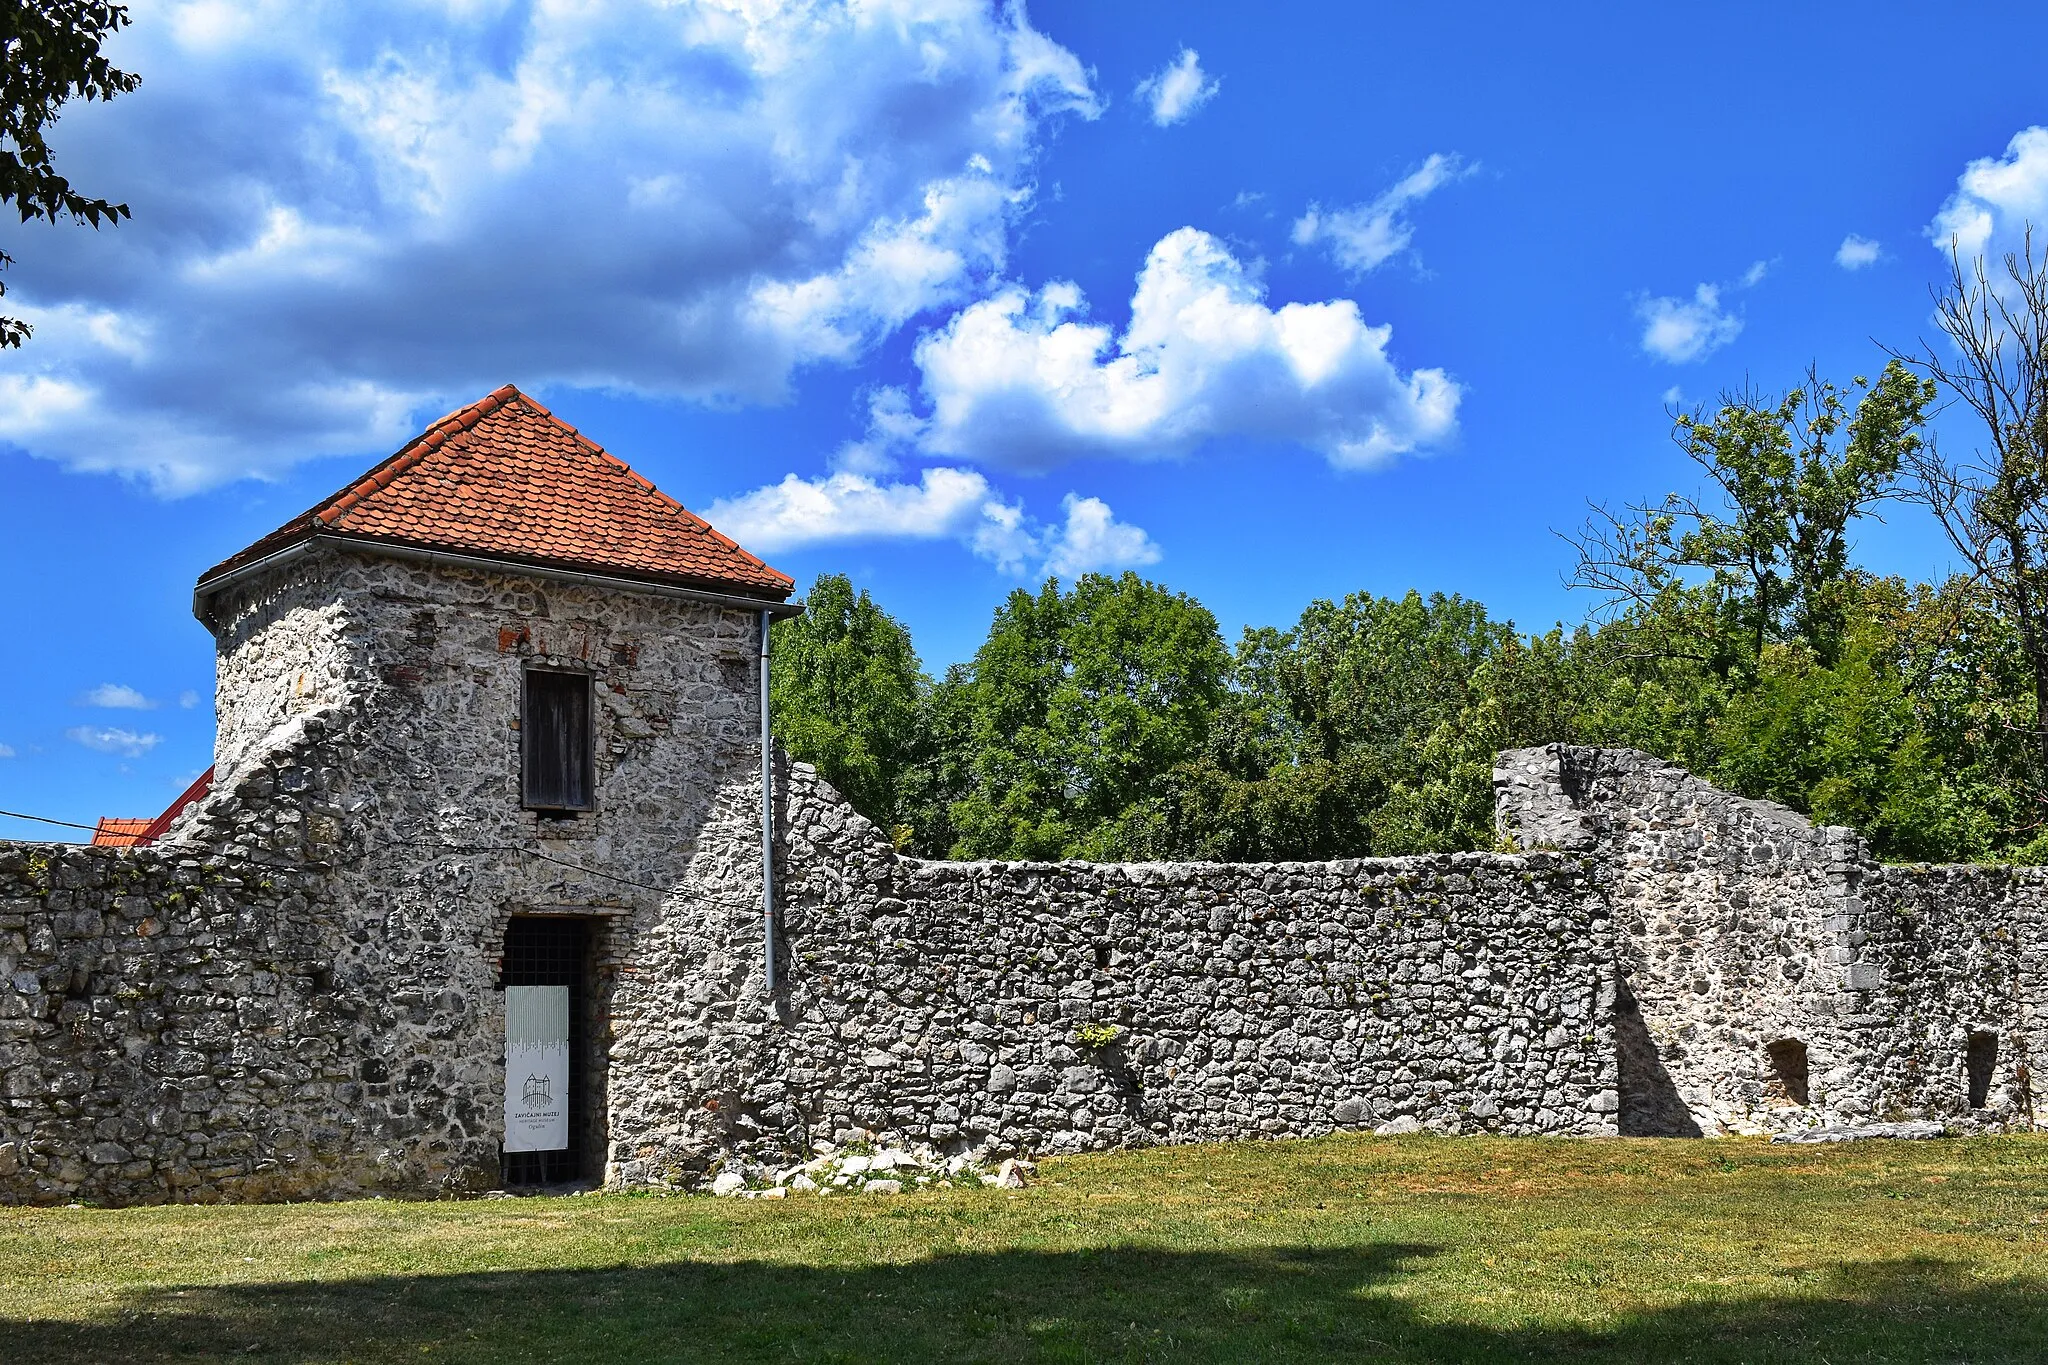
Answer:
505, 985, 568, 1152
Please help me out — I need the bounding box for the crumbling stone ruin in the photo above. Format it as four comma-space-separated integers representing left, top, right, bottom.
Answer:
2, 388, 2040, 1205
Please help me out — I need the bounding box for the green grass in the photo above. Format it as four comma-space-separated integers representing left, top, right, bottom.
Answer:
6, 1134, 2047, 1363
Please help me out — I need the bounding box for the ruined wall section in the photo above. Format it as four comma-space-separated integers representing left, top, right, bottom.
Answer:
1495, 745, 2046, 1135
0, 716, 471, 1205
1858, 864, 2046, 1125
606, 762, 1620, 1185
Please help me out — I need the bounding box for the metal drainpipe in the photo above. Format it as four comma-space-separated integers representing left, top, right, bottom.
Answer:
759, 608, 777, 1002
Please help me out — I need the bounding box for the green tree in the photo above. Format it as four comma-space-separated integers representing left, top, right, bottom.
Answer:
946, 573, 1230, 860
1163, 592, 1591, 859
2, 2, 141, 347
1901, 229, 2048, 819
1567, 362, 1933, 672
769, 574, 927, 841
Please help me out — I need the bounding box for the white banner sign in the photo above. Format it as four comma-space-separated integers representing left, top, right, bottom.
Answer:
505, 985, 569, 1153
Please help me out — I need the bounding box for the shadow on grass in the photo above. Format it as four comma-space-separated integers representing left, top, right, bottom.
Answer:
12, 1243, 2043, 1365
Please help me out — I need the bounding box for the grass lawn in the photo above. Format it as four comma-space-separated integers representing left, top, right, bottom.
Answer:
4, 1134, 2046, 1364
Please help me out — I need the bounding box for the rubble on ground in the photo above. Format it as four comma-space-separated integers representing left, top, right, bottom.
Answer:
703, 1141, 1035, 1197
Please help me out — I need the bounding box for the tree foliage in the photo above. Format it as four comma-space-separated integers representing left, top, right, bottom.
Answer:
1, 1, 140, 346
768, 574, 927, 845
1899, 228, 2048, 829
764, 363, 2048, 868
1566, 362, 1933, 673
939, 573, 1231, 860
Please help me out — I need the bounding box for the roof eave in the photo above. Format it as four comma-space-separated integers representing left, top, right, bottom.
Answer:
193, 531, 800, 631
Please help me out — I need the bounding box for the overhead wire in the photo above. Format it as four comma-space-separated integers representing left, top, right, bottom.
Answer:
0, 808, 114, 835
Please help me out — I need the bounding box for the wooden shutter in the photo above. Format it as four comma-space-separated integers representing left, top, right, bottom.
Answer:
523, 670, 593, 810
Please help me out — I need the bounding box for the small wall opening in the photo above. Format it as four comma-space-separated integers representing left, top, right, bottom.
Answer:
1967, 1031, 1999, 1109
1764, 1039, 1809, 1106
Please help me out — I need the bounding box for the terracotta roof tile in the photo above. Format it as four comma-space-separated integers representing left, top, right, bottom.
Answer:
90, 817, 153, 847
198, 385, 793, 600
134, 767, 214, 845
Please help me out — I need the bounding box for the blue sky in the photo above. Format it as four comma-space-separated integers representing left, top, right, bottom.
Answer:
6, 0, 2048, 834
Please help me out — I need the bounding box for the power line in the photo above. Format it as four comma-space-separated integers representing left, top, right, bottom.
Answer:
0, 808, 109, 834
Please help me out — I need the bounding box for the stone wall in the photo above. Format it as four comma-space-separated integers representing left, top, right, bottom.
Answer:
1495, 745, 2046, 1137
604, 762, 1622, 1185
3, 547, 768, 1204
8, 543, 2047, 1208
0, 717, 437, 1204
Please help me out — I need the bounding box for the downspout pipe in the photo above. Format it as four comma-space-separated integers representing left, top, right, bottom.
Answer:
759, 608, 777, 1003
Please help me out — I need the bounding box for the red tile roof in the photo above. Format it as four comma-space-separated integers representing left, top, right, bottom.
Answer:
90, 817, 153, 847
137, 767, 213, 845
90, 766, 215, 848
197, 385, 792, 601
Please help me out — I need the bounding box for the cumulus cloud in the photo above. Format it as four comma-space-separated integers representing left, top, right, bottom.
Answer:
1637, 283, 1743, 364
1930, 127, 2048, 260
1136, 48, 1219, 126
0, 0, 1098, 491
1292, 154, 1470, 275
705, 467, 1157, 577
179, 690, 201, 709
78, 683, 155, 709
67, 726, 161, 757
706, 466, 1005, 552
1836, 235, 1882, 270
1039, 494, 1160, 577
899, 227, 1459, 471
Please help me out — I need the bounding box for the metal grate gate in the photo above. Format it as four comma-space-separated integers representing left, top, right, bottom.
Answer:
501, 916, 590, 1186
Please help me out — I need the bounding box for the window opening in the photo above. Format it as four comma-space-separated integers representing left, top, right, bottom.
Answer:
1967, 1031, 1999, 1109
1765, 1039, 1809, 1106
501, 917, 592, 1186
523, 669, 593, 811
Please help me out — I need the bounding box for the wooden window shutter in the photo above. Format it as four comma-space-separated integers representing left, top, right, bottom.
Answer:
523, 670, 593, 810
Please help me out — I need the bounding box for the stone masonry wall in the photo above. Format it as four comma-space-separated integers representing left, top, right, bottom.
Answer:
9, 543, 2047, 1210
602, 762, 1621, 1185
4, 547, 768, 1204
0, 716, 441, 1205
1495, 745, 2047, 1137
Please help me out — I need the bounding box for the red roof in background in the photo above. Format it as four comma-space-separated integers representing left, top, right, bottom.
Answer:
89, 817, 153, 847
138, 767, 213, 845
197, 385, 793, 601
91, 766, 215, 848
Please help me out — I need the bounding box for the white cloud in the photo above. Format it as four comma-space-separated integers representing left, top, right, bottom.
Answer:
1637, 284, 1742, 364
1292, 154, 1470, 276
706, 466, 1004, 552
179, 689, 201, 709
67, 726, 161, 757
1039, 494, 1160, 577
1930, 127, 2048, 260
1662, 385, 1685, 406
903, 227, 1460, 470
1836, 235, 1881, 270
0, 0, 1099, 491
705, 466, 1158, 578
1740, 259, 1770, 287
78, 683, 155, 710
0, 743, 14, 759
1136, 48, 1219, 127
